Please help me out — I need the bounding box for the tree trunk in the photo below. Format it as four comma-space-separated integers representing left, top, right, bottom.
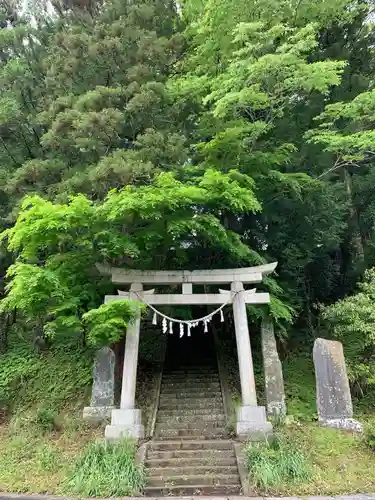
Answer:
0, 314, 8, 354
343, 166, 365, 265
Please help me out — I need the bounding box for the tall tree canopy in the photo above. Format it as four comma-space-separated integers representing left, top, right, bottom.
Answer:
0, 0, 375, 386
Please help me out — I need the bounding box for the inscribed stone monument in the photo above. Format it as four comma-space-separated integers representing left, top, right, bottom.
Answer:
261, 316, 286, 417
313, 338, 362, 432
83, 346, 115, 422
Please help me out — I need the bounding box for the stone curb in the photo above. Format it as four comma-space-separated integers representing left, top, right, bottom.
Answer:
1, 495, 375, 500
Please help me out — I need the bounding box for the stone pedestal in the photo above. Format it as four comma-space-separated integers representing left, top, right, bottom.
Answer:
105, 409, 144, 440
320, 417, 363, 432
83, 405, 115, 422
236, 405, 273, 440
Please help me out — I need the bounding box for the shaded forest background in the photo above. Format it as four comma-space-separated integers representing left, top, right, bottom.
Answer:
0, 0, 375, 410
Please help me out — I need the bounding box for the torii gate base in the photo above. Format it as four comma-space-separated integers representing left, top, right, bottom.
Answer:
94, 264, 277, 441
237, 407, 272, 438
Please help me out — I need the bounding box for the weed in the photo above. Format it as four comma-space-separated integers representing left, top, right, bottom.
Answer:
245, 434, 311, 491
37, 445, 60, 472
65, 438, 145, 497
270, 411, 287, 429
365, 423, 375, 452
224, 420, 236, 437
34, 407, 59, 433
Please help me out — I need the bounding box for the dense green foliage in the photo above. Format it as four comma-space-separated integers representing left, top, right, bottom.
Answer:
0, 0, 375, 396
0, 331, 92, 409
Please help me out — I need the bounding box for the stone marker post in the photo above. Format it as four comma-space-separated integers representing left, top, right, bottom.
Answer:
261, 316, 286, 417
313, 338, 363, 432
83, 346, 115, 422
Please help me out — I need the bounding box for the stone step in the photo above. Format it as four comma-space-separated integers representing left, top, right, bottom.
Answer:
155, 429, 228, 440
159, 391, 222, 400
147, 439, 234, 451
166, 368, 218, 374
147, 474, 240, 488
144, 484, 241, 496
163, 373, 219, 380
164, 370, 218, 375
161, 382, 221, 392
146, 457, 237, 468
146, 465, 239, 477
161, 382, 221, 389
161, 380, 221, 387
157, 408, 225, 418
156, 435, 229, 441
156, 413, 226, 424
158, 404, 224, 413
147, 448, 235, 461
158, 398, 223, 410
155, 422, 227, 432
162, 378, 219, 382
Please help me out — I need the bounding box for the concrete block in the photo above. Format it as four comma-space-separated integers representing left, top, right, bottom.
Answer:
105, 423, 144, 440
236, 405, 273, 440
82, 405, 115, 423
104, 408, 144, 440
237, 405, 267, 422
110, 408, 142, 425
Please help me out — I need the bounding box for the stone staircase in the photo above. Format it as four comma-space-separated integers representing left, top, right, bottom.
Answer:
144, 365, 241, 496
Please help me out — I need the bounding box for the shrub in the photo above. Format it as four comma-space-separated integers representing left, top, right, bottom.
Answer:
323, 269, 375, 392
82, 300, 143, 347
65, 439, 145, 497
245, 434, 311, 491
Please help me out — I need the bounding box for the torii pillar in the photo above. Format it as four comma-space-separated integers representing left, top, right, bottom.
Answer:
232, 281, 272, 439
105, 283, 145, 440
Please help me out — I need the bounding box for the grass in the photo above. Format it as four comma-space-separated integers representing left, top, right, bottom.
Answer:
0, 332, 155, 496
245, 433, 311, 491
65, 439, 145, 497
286, 420, 375, 496
1, 330, 374, 496
0, 408, 103, 494
244, 418, 375, 496
0, 410, 145, 496
222, 334, 375, 495
282, 353, 317, 420
241, 349, 375, 496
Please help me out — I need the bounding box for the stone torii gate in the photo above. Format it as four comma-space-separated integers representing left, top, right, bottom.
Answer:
96, 263, 277, 440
